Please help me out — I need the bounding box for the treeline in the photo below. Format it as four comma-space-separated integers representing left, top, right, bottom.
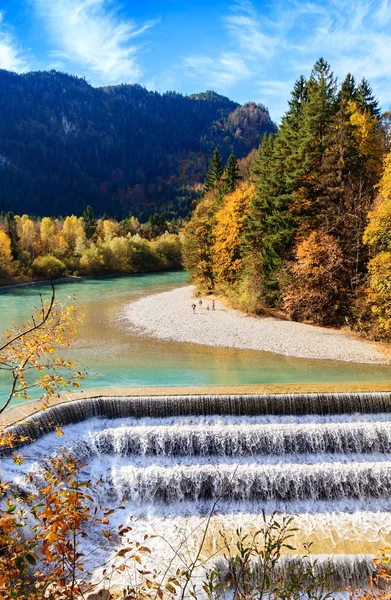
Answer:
0, 208, 182, 284
183, 58, 391, 340
0, 69, 276, 218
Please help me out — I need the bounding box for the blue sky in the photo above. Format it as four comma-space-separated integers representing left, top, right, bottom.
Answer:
0, 0, 390, 122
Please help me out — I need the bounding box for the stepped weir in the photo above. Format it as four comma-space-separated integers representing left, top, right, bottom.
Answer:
4, 391, 391, 590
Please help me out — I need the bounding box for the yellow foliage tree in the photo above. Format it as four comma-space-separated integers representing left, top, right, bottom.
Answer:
182, 190, 219, 292
212, 183, 254, 287
99, 218, 119, 243
364, 150, 391, 338
348, 100, 384, 177
364, 151, 391, 251
15, 215, 37, 257
101, 236, 133, 272
61, 216, 86, 255
79, 242, 103, 274
0, 230, 13, 278
39, 216, 57, 254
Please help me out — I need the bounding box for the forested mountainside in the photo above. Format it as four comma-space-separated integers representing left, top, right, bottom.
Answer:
183, 59, 391, 340
0, 70, 276, 219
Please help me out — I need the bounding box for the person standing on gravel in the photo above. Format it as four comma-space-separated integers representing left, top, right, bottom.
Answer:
191, 303, 196, 313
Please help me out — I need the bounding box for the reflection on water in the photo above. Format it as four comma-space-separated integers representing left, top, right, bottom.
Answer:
0, 271, 390, 403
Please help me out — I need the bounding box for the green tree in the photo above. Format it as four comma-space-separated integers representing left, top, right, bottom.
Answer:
356, 77, 380, 117
203, 148, 224, 194
223, 151, 240, 193
81, 205, 97, 240
338, 73, 357, 104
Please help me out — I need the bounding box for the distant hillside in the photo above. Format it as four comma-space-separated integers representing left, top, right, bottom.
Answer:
0, 70, 276, 218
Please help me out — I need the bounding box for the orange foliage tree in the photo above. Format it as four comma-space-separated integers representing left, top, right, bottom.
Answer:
282, 230, 347, 324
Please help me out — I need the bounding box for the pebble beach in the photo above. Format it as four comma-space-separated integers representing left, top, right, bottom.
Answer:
123, 285, 388, 364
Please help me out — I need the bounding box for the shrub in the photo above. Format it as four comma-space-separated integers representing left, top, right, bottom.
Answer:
32, 255, 66, 279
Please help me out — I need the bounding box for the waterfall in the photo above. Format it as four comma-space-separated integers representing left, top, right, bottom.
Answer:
5, 391, 391, 452
4, 393, 391, 591
216, 554, 377, 589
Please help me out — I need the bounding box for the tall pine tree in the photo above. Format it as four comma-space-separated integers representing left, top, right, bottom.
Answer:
223, 151, 240, 193
203, 148, 224, 194
82, 205, 97, 240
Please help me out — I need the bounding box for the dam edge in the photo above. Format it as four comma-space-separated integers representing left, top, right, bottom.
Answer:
3, 381, 391, 428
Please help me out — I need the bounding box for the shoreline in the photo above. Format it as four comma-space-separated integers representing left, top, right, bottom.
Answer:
124, 285, 389, 364
0, 269, 186, 291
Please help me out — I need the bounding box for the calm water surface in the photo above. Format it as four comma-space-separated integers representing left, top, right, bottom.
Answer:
1, 271, 390, 404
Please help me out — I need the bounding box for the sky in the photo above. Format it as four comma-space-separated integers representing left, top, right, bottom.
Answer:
0, 0, 390, 122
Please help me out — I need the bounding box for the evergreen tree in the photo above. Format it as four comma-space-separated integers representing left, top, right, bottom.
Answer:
149, 212, 167, 236
356, 78, 380, 118
339, 73, 357, 103
203, 148, 224, 194
223, 151, 240, 193
300, 58, 337, 173
82, 205, 97, 240
245, 134, 296, 303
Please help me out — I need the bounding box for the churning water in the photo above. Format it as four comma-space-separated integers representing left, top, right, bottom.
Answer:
4, 393, 391, 590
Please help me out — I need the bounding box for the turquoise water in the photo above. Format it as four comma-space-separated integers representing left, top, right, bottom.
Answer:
0, 271, 390, 404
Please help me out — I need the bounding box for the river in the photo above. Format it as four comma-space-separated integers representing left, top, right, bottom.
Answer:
0, 271, 390, 405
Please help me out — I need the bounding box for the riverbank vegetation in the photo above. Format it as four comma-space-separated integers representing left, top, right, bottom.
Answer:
0, 209, 182, 285
183, 59, 391, 341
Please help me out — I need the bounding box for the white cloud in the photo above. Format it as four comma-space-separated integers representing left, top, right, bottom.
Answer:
183, 0, 391, 120
183, 53, 250, 89
34, 0, 158, 85
182, 1, 274, 91
0, 12, 29, 72
224, 0, 280, 59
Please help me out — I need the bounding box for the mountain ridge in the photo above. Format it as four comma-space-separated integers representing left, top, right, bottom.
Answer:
0, 69, 276, 218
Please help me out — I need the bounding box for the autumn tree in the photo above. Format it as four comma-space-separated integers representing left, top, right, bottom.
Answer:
282, 231, 347, 325
212, 182, 254, 287
0, 230, 13, 279
363, 150, 391, 338
61, 216, 86, 256
39, 217, 57, 254
15, 215, 37, 261
32, 255, 66, 279
0, 284, 85, 417
183, 190, 219, 291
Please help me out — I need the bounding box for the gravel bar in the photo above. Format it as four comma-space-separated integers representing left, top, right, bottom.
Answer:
123, 286, 388, 364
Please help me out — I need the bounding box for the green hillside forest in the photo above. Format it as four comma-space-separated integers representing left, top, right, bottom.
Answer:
0, 69, 276, 219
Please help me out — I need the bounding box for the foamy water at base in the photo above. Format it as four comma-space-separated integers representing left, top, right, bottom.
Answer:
4, 404, 391, 591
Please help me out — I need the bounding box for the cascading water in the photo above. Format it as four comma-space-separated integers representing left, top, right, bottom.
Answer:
3, 393, 391, 591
